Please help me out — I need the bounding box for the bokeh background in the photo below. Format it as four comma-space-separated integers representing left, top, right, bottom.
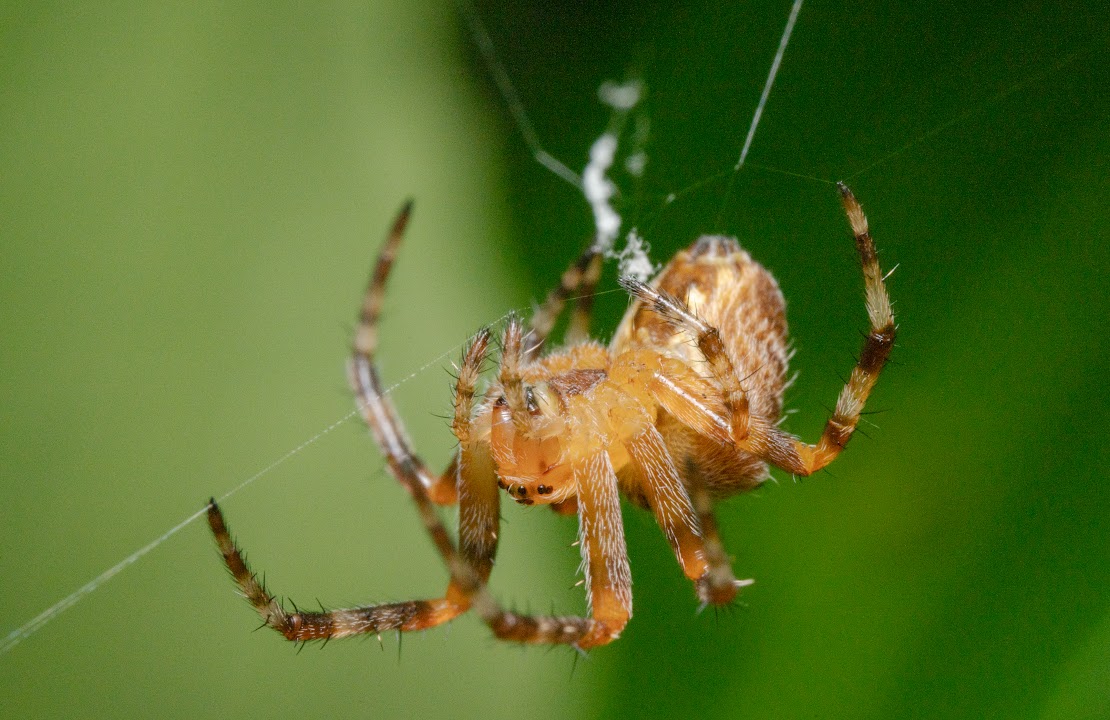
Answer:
2, 1, 1107, 718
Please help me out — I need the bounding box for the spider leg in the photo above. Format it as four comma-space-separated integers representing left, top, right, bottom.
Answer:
350, 201, 462, 505
644, 355, 733, 447
795, 183, 896, 471
525, 244, 603, 359
208, 318, 499, 643
624, 423, 749, 606
498, 316, 533, 434
485, 451, 632, 648
572, 450, 634, 646
207, 500, 468, 640
728, 183, 896, 475
623, 424, 705, 579
619, 278, 752, 443
455, 464, 499, 585
350, 207, 506, 603
685, 472, 752, 606
564, 248, 603, 345
207, 203, 503, 643
625, 184, 895, 477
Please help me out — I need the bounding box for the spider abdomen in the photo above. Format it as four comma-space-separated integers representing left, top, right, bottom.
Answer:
613, 235, 790, 421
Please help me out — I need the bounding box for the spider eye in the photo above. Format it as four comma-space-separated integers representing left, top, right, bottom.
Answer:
524, 386, 538, 412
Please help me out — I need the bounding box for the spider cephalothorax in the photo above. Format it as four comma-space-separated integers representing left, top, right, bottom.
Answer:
208, 183, 895, 650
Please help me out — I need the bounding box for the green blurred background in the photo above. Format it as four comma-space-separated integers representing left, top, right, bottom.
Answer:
2, 1, 1107, 718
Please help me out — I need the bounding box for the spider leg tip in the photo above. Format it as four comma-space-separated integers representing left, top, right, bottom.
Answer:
617, 276, 645, 296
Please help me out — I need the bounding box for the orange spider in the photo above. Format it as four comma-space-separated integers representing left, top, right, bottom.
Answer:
207, 182, 895, 650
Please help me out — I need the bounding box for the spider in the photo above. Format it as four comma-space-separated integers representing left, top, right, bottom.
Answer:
207, 182, 895, 650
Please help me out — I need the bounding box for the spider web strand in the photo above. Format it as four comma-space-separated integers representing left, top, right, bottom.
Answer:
736, 0, 805, 173
454, 0, 581, 188
0, 412, 359, 657
844, 50, 1082, 181
717, 0, 805, 225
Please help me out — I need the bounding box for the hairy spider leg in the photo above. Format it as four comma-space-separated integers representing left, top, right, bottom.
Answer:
208, 500, 462, 640
685, 470, 751, 605
618, 277, 754, 443
204, 326, 494, 640
622, 424, 702, 577
570, 451, 633, 646
497, 316, 532, 434
525, 244, 604, 359
810, 183, 897, 469
621, 183, 895, 477
611, 352, 754, 606
347, 201, 463, 506
494, 320, 635, 647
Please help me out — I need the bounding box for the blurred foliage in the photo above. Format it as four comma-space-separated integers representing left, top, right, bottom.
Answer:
2, 1, 1107, 718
